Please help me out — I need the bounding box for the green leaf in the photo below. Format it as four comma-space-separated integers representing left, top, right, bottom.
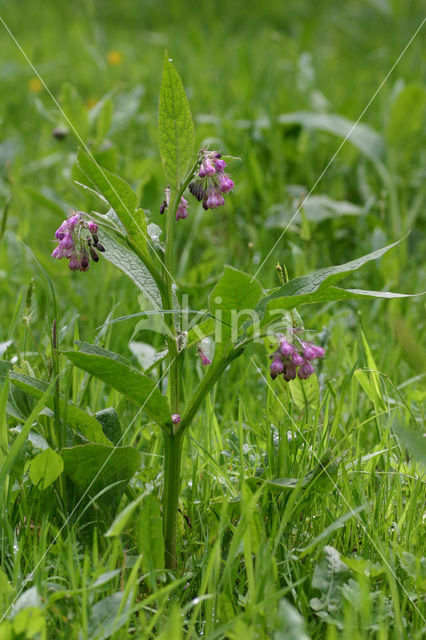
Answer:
105, 492, 146, 537
386, 84, 426, 156
1, 369, 112, 446
98, 227, 162, 309
62, 343, 171, 428
300, 504, 367, 554
209, 266, 263, 343
277, 111, 384, 164
309, 546, 352, 629
28, 449, 64, 490
258, 238, 415, 323
77, 149, 149, 256
86, 592, 131, 640
138, 493, 165, 573
158, 55, 194, 188
157, 607, 182, 640
94, 97, 114, 145
62, 444, 141, 498
0, 377, 56, 499
274, 599, 311, 640
393, 424, 426, 468
96, 408, 122, 446
12, 608, 45, 639
60, 83, 89, 139
266, 196, 364, 230
289, 375, 319, 410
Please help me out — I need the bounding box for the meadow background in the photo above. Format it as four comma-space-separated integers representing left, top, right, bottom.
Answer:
0, 0, 425, 638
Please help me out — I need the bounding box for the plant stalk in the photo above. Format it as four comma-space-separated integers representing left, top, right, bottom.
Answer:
160, 159, 201, 566
162, 430, 183, 569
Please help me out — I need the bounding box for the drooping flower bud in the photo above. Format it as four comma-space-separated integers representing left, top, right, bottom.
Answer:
280, 339, 295, 358
283, 362, 297, 381
297, 361, 315, 379
89, 246, 99, 262
87, 221, 98, 235
198, 347, 211, 366
199, 158, 216, 178
203, 185, 225, 210
291, 352, 305, 367
270, 355, 284, 379
214, 156, 227, 171
172, 414, 181, 424
302, 342, 325, 360
52, 126, 68, 140
189, 180, 205, 202
218, 172, 234, 194
176, 197, 189, 221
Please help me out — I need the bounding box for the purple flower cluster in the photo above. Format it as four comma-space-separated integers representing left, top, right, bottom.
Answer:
189, 150, 234, 211
52, 212, 105, 271
270, 336, 325, 381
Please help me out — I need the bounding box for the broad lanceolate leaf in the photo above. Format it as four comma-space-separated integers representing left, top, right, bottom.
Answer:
60, 83, 89, 140
277, 111, 384, 164
386, 84, 426, 155
98, 227, 162, 309
62, 343, 171, 428
86, 591, 132, 640
257, 238, 416, 326
28, 448, 64, 490
310, 546, 353, 629
209, 266, 263, 345
62, 444, 141, 500
96, 408, 122, 446
0, 366, 112, 446
77, 149, 149, 256
158, 56, 194, 188
274, 599, 310, 640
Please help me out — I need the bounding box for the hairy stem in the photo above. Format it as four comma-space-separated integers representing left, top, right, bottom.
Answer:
161, 159, 200, 566
162, 430, 183, 569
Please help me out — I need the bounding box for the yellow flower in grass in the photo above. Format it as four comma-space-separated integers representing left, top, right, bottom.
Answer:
86, 97, 98, 109
28, 77, 43, 93
107, 50, 123, 66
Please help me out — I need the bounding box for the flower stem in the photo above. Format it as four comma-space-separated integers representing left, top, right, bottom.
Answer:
162, 430, 183, 569
161, 159, 200, 567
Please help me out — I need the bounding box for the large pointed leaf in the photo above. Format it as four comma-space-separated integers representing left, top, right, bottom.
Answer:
257, 238, 415, 325
62, 343, 171, 428
98, 227, 162, 309
62, 444, 141, 502
277, 111, 384, 164
261, 284, 416, 322
209, 266, 263, 342
77, 149, 149, 256
158, 55, 194, 188
0, 366, 112, 446
28, 449, 64, 490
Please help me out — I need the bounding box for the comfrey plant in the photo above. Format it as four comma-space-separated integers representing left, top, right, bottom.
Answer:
51, 56, 412, 569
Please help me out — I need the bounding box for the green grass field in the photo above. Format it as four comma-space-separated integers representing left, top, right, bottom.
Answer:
0, 1, 425, 638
